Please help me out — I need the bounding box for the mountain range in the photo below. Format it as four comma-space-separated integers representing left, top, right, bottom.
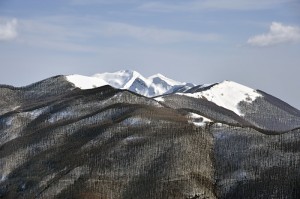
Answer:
66, 70, 195, 97
1, 70, 300, 199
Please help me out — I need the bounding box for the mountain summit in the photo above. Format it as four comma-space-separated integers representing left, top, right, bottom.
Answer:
66, 70, 194, 97
1, 71, 300, 198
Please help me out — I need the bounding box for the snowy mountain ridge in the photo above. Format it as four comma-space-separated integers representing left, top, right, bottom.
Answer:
177, 80, 262, 116
66, 70, 194, 97
67, 70, 262, 116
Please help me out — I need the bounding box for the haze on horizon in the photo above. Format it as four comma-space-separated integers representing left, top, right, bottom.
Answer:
0, 0, 300, 109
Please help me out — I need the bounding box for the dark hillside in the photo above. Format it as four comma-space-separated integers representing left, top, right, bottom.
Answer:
1, 76, 300, 198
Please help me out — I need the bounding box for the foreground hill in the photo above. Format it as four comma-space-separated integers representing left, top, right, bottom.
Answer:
0, 72, 300, 199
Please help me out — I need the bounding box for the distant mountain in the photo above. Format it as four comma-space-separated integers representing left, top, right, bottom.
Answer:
1, 71, 300, 199
66, 70, 194, 97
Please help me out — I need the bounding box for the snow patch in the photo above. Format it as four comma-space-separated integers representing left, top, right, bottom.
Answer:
123, 135, 145, 143
187, 113, 212, 127
154, 96, 165, 102
12, 106, 20, 111
179, 81, 262, 116
26, 108, 47, 119
0, 174, 7, 182
4, 117, 14, 126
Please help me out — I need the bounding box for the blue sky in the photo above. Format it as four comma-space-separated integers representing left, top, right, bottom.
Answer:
0, 0, 300, 108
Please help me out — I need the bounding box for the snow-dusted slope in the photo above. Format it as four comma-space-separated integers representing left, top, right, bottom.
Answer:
178, 81, 262, 116
66, 70, 193, 97
66, 75, 108, 89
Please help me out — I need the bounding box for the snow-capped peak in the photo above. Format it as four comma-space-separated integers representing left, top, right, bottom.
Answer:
66, 70, 193, 97
148, 73, 183, 86
93, 70, 151, 89
178, 80, 262, 116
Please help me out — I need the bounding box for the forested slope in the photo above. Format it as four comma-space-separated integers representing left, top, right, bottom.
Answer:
0, 75, 300, 199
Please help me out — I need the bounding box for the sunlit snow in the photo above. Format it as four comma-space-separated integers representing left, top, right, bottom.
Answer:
66, 74, 108, 89
66, 70, 193, 97
179, 81, 262, 116
154, 96, 165, 102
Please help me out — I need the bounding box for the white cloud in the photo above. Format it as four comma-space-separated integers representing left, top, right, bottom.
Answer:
247, 22, 300, 47
100, 22, 220, 43
7, 16, 219, 52
12, 17, 98, 52
139, 0, 294, 12
0, 18, 18, 41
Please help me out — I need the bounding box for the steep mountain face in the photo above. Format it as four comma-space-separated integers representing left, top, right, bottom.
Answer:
1, 72, 300, 199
